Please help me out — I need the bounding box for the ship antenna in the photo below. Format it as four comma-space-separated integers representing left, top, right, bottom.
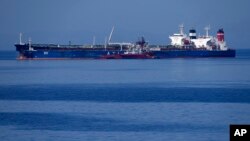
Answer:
108, 26, 114, 44
179, 24, 184, 35
204, 25, 210, 38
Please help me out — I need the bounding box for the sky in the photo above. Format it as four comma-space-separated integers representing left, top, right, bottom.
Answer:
0, 0, 250, 50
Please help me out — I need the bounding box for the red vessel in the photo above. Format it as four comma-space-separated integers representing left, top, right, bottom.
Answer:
101, 36, 155, 59
101, 52, 154, 59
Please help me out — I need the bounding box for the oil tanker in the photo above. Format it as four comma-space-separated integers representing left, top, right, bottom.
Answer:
15, 25, 236, 59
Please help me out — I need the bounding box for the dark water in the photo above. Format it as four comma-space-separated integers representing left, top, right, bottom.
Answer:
0, 50, 250, 141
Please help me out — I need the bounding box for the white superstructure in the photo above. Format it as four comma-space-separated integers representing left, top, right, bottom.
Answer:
190, 26, 213, 50
169, 24, 187, 47
169, 25, 228, 50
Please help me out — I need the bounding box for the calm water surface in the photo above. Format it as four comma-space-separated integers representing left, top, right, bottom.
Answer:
0, 50, 250, 141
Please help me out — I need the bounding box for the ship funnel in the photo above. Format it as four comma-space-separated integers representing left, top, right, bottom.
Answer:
217, 28, 224, 42
189, 29, 197, 39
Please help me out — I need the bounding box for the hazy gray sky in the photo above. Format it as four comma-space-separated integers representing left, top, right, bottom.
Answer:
0, 0, 250, 50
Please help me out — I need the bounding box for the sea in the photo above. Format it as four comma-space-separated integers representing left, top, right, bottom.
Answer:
0, 50, 250, 141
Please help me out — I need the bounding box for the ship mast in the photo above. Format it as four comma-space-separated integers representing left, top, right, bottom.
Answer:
19, 32, 24, 45
179, 24, 184, 35
204, 25, 210, 38
92, 36, 96, 48
19, 33, 23, 45
104, 37, 107, 51
28, 37, 32, 51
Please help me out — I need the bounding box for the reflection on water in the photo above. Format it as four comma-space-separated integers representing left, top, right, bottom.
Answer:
0, 50, 250, 141
0, 84, 250, 103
